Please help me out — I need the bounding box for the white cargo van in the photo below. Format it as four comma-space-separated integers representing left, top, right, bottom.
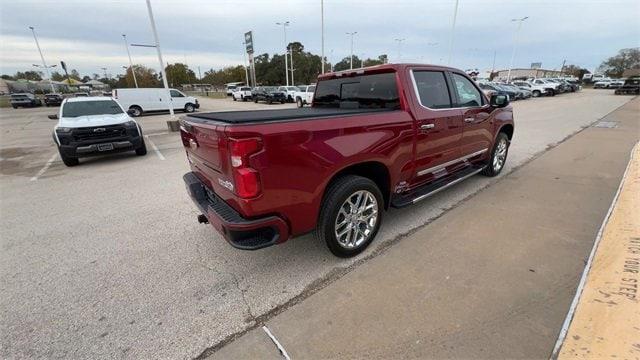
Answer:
112, 88, 199, 117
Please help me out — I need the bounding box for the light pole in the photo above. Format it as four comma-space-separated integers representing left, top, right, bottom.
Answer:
32, 64, 57, 92
276, 21, 290, 86
507, 16, 528, 82
242, 42, 250, 86
321, 0, 325, 73
290, 46, 295, 86
28, 26, 56, 93
394, 38, 405, 62
346, 31, 357, 70
121, 34, 138, 88
100, 67, 108, 80
447, 0, 459, 65
144, 0, 173, 117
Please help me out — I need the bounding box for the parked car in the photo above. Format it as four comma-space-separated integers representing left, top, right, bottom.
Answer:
498, 83, 528, 100
112, 88, 199, 116
477, 83, 509, 99
294, 84, 316, 107
608, 79, 625, 89
593, 79, 613, 89
251, 86, 287, 104
277, 86, 300, 102
529, 79, 560, 96
490, 83, 519, 100
226, 84, 238, 96
180, 64, 514, 257
232, 86, 253, 101
512, 81, 551, 97
507, 83, 532, 98
74, 92, 89, 97
44, 93, 64, 107
543, 78, 567, 93
10, 93, 42, 108
614, 76, 640, 95
48, 97, 146, 166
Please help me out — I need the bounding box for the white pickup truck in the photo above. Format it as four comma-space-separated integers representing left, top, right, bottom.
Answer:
48, 97, 146, 166
232, 86, 253, 101
294, 84, 316, 107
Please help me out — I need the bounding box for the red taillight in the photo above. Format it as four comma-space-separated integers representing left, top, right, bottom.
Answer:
229, 138, 262, 198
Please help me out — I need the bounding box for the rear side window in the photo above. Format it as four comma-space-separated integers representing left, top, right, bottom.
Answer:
412, 71, 452, 109
451, 73, 483, 107
314, 72, 399, 109
307, 86, 315, 92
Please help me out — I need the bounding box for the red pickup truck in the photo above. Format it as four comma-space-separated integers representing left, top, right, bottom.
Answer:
181, 64, 513, 257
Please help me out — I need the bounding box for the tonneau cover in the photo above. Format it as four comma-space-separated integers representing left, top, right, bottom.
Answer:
186, 107, 393, 124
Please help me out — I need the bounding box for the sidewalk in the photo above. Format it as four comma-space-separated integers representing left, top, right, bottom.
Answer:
556, 142, 639, 358
211, 97, 640, 359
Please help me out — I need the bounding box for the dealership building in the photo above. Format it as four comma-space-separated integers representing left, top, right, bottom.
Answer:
494, 68, 564, 80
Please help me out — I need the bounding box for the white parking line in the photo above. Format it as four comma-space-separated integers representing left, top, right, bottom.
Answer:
146, 131, 169, 137
30, 152, 58, 182
144, 135, 165, 160
262, 325, 291, 360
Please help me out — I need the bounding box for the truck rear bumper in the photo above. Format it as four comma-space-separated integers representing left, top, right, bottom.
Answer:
183, 172, 290, 250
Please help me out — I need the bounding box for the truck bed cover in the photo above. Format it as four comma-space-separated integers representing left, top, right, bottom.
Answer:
186, 107, 394, 124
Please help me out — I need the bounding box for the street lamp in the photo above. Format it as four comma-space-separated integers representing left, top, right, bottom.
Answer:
394, 38, 405, 62
346, 31, 357, 70
141, 0, 173, 117
447, 0, 459, 65
321, 0, 325, 73
28, 26, 56, 93
276, 21, 290, 86
100, 67, 108, 80
122, 34, 138, 88
507, 16, 529, 82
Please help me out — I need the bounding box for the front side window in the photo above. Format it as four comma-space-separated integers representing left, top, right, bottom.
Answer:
452, 73, 482, 107
412, 70, 452, 109
62, 100, 123, 117
314, 72, 399, 109
170, 90, 184, 97
307, 86, 315, 93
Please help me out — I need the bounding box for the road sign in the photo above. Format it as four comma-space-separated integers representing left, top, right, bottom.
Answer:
531, 62, 542, 69
245, 31, 254, 54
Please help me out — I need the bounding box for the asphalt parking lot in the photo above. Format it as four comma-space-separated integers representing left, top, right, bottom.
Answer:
0, 90, 635, 359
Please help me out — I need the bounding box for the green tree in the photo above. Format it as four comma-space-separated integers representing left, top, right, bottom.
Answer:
562, 64, 590, 79
14, 70, 43, 81
69, 69, 81, 80
598, 48, 640, 78
115, 65, 161, 88
1, 74, 14, 80
165, 63, 196, 86
50, 71, 65, 81
202, 65, 246, 85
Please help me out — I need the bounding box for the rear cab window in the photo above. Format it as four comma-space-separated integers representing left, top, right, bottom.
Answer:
313, 72, 400, 109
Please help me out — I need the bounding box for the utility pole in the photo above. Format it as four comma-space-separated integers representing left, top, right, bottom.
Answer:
507, 16, 528, 82
242, 42, 250, 86
276, 21, 290, 86
144, 0, 173, 117
101, 67, 108, 80
492, 49, 497, 73
290, 46, 295, 86
28, 26, 56, 93
560, 59, 566, 77
394, 38, 405, 62
321, 0, 325, 73
346, 31, 357, 70
122, 34, 138, 88
447, 0, 459, 65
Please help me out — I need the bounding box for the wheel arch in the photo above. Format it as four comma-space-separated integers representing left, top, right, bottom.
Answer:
499, 123, 514, 140
322, 161, 391, 209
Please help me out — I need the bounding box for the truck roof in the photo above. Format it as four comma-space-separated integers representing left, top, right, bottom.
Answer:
318, 63, 460, 80
65, 96, 113, 102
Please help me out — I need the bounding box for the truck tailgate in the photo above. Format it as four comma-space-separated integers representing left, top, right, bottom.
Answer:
180, 120, 226, 175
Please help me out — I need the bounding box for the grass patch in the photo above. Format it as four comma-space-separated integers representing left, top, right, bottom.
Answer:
0, 96, 10, 108
186, 91, 227, 99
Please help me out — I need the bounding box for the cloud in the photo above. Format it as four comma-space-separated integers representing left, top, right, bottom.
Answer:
1, 0, 638, 76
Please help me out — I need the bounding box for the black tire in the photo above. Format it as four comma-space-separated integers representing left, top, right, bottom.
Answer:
233, 96, 237, 101
12, 105, 17, 109
532, 90, 541, 98
242, 96, 247, 102
267, 99, 273, 104
549, 90, 556, 96
185, 103, 196, 113
59, 150, 79, 167
482, 132, 509, 177
280, 100, 286, 104
316, 175, 384, 258
135, 138, 147, 156
254, 98, 258, 103
129, 106, 142, 117
296, 98, 303, 108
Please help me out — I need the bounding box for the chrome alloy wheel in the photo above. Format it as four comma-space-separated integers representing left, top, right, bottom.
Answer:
493, 137, 508, 172
334, 190, 379, 249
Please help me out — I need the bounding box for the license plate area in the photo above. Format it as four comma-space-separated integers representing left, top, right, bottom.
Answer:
97, 143, 114, 151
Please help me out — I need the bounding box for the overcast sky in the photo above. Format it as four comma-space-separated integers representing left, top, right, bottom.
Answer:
1, 0, 639, 78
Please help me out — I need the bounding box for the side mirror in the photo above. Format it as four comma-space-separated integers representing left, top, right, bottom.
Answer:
48, 114, 58, 120
126, 109, 136, 116
490, 94, 509, 108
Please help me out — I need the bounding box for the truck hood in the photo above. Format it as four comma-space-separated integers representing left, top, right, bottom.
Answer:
57, 113, 132, 128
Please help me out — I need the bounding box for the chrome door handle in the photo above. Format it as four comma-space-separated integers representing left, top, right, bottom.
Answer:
420, 123, 435, 130
464, 117, 475, 123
